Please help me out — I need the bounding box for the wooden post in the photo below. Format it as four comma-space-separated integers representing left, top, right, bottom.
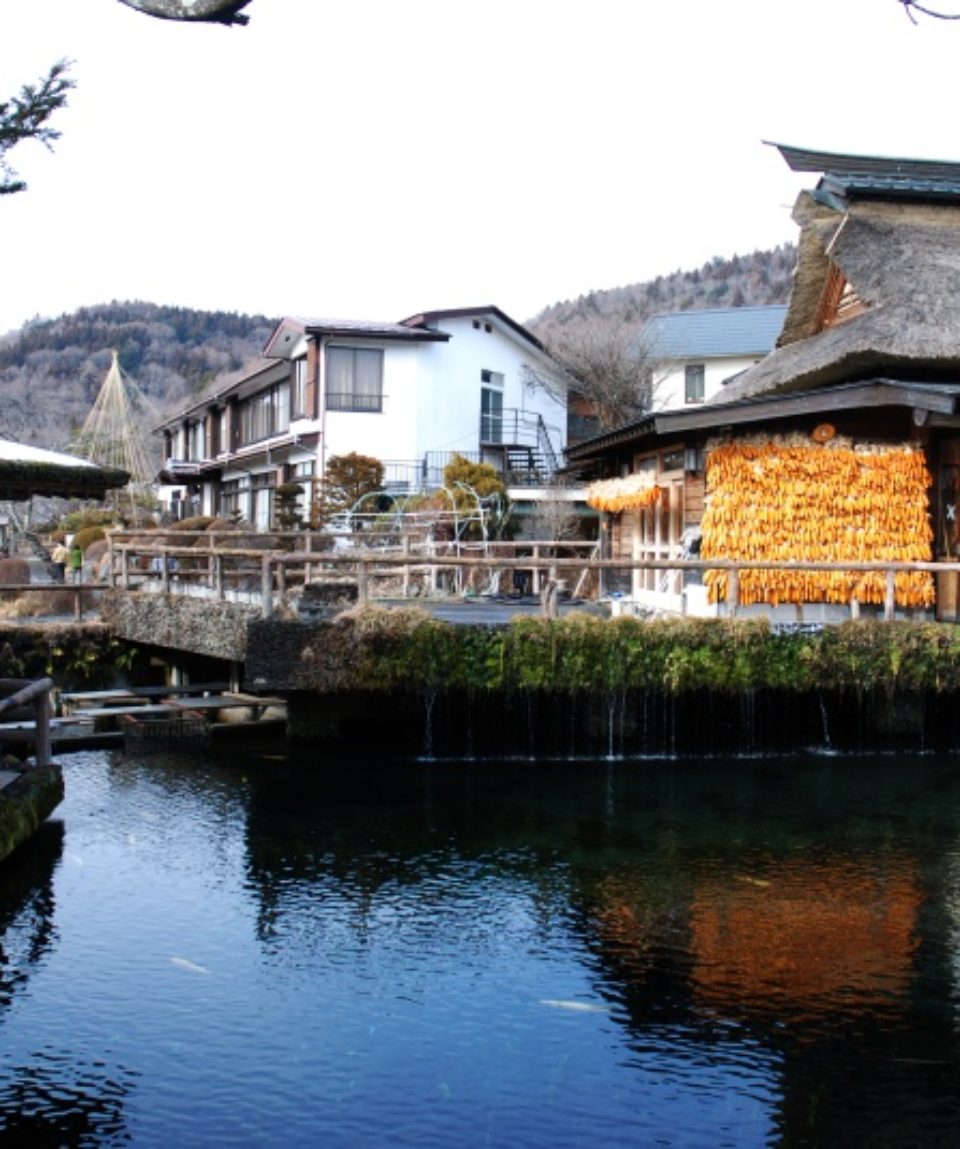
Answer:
727, 568, 739, 617
261, 556, 273, 619
305, 532, 313, 585
120, 546, 130, 590
850, 596, 860, 620
214, 553, 224, 600
33, 689, 52, 768
277, 560, 287, 596
885, 568, 896, 621
74, 587, 83, 622
532, 545, 541, 595
107, 536, 116, 589
357, 557, 369, 605
402, 535, 411, 598
160, 551, 170, 593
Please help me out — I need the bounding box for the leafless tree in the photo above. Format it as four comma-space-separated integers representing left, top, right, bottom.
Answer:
524, 321, 663, 435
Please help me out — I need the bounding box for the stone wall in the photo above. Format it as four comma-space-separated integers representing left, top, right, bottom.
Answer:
0, 765, 64, 864
101, 591, 261, 662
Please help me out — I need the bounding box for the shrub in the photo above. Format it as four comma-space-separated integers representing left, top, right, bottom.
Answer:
59, 509, 118, 534
169, 516, 216, 532
73, 526, 105, 553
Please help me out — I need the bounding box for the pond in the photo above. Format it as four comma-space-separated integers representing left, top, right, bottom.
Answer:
1, 745, 960, 1146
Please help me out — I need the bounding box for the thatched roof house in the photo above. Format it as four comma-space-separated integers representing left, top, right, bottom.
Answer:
718, 143, 960, 402
566, 144, 960, 622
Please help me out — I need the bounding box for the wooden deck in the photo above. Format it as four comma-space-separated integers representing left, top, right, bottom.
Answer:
58, 684, 287, 739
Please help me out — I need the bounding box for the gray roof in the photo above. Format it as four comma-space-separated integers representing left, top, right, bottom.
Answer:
641, 305, 787, 361
304, 317, 447, 341
775, 142, 960, 201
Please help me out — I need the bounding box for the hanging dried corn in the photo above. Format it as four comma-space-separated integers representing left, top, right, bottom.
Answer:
587, 474, 663, 512
700, 439, 934, 609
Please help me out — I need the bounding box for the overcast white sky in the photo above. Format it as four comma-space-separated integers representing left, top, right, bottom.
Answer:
0, 0, 957, 336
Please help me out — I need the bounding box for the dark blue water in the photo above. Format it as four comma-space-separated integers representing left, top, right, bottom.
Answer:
2, 746, 960, 1147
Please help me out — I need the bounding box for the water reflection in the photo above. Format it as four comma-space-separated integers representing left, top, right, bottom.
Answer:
1, 749, 960, 1145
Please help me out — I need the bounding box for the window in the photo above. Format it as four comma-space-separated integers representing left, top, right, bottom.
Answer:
187, 420, 205, 461
238, 382, 290, 444
480, 369, 504, 443
326, 347, 384, 412
292, 358, 309, 419
685, 363, 705, 404
219, 477, 248, 519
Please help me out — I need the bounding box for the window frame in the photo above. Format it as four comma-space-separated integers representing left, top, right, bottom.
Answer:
326, 346, 385, 414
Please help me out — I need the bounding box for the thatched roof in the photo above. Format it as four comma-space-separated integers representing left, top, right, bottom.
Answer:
717, 157, 960, 404
0, 440, 130, 502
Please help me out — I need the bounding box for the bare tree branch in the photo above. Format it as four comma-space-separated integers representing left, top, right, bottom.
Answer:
899, 0, 960, 22
525, 322, 662, 435
0, 60, 74, 196
117, 0, 252, 24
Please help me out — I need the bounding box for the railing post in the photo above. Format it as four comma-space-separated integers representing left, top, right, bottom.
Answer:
727, 567, 739, 617
305, 532, 313, 585
357, 556, 369, 605
107, 535, 116, 589
120, 546, 130, 590
33, 689, 52, 768
74, 587, 83, 622
160, 550, 170, 593
885, 568, 896, 621
214, 553, 224, 600
402, 535, 411, 597
261, 555, 273, 619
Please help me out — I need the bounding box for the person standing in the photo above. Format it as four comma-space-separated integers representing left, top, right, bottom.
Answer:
50, 541, 69, 582
68, 543, 83, 584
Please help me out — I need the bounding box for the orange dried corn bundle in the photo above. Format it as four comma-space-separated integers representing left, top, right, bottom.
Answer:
587, 475, 662, 513
700, 441, 934, 609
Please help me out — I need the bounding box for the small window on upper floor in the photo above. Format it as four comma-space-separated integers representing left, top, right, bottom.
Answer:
685, 364, 705, 404
327, 347, 384, 413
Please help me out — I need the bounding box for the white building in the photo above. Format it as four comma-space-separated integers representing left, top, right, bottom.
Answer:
156, 305, 568, 528
641, 305, 787, 410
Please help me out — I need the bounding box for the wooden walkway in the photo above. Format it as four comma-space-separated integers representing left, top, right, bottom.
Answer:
59, 682, 286, 736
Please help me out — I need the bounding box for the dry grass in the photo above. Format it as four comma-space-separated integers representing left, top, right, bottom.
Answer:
0, 589, 96, 619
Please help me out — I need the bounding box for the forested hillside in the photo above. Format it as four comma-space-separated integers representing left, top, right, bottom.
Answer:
0, 245, 796, 454
528, 244, 796, 341
0, 301, 274, 451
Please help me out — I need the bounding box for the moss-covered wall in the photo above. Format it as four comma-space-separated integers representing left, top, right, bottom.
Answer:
102, 590, 260, 662
0, 622, 133, 687
247, 608, 960, 697
0, 766, 64, 863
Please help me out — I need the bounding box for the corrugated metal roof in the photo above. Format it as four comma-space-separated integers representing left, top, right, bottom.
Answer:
641, 305, 787, 360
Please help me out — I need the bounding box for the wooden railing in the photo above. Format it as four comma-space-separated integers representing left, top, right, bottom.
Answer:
0, 677, 54, 767
103, 531, 960, 623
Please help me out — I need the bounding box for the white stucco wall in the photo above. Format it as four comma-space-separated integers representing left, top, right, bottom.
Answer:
654, 355, 763, 411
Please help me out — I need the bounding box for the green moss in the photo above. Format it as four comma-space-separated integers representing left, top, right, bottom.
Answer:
0, 766, 64, 863
311, 610, 960, 698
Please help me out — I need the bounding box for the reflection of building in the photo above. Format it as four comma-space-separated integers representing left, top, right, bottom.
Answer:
689, 860, 919, 1016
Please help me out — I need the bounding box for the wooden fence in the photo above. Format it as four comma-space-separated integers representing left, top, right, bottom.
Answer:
102, 530, 960, 623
